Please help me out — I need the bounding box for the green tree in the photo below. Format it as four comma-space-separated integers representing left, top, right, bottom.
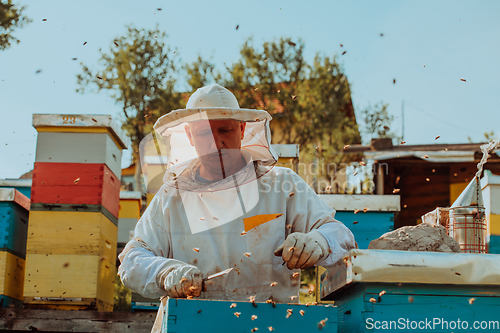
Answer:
76, 25, 183, 191
360, 103, 399, 144
0, 0, 31, 51
184, 55, 220, 93
209, 37, 361, 180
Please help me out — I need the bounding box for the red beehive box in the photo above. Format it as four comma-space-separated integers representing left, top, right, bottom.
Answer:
31, 162, 121, 218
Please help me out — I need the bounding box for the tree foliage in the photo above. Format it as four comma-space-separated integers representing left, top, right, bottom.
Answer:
76, 25, 183, 190
216, 37, 361, 169
360, 103, 399, 144
0, 0, 31, 51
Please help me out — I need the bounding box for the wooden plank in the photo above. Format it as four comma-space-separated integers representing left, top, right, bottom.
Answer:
162, 298, 337, 332
26, 211, 117, 261
23, 254, 115, 305
34, 131, 124, 178
31, 163, 120, 218
0, 251, 25, 301
0, 308, 155, 332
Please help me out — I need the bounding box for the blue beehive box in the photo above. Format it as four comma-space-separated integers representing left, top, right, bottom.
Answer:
0, 179, 31, 199
0, 188, 30, 258
319, 195, 400, 249
161, 298, 337, 332
321, 249, 500, 333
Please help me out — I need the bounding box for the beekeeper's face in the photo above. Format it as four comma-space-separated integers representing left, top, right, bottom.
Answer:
185, 119, 246, 179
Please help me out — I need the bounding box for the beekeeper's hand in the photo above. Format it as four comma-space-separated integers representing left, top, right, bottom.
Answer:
156, 261, 203, 298
274, 231, 329, 270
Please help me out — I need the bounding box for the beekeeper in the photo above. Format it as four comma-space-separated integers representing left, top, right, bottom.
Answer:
118, 84, 355, 306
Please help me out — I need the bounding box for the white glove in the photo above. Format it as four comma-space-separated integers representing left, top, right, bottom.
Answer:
156, 260, 203, 298
274, 231, 329, 270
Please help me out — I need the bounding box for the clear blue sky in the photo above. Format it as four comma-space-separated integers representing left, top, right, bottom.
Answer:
1, 0, 499, 178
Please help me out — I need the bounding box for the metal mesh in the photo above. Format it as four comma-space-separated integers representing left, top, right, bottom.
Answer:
448, 208, 487, 253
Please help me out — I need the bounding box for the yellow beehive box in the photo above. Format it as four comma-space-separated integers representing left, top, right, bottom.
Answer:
118, 191, 142, 245
0, 251, 25, 301
23, 254, 114, 310
26, 211, 117, 263
481, 171, 500, 236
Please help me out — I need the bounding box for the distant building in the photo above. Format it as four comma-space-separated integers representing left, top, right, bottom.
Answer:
346, 138, 500, 228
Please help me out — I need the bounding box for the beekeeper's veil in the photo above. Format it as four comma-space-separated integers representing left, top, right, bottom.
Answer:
139, 84, 277, 232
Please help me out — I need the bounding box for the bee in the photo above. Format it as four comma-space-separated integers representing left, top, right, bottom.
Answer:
369, 297, 377, 303
423, 155, 429, 159
74, 178, 80, 184
379, 291, 386, 297
248, 295, 256, 302
286, 309, 293, 318
318, 318, 328, 329
251, 315, 257, 320
199, 217, 205, 221
266, 299, 272, 303
289, 192, 295, 197
241, 231, 247, 236
244, 252, 251, 258
408, 296, 414, 303
354, 209, 360, 214
392, 189, 400, 194
343, 145, 350, 150
186, 296, 193, 299
230, 303, 237, 308
251, 328, 258, 333
292, 272, 299, 278
363, 207, 369, 213
401, 141, 406, 144
290, 295, 297, 300
353, 221, 358, 225
435, 136, 440, 140
234, 312, 241, 318
305, 302, 312, 307
268, 327, 274, 331
469, 298, 475, 305
426, 178, 430, 182
270, 282, 278, 287
193, 248, 200, 252
299, 310, 305, 316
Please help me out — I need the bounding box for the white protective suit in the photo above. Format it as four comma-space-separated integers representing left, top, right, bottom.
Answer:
118, 84, 355, 331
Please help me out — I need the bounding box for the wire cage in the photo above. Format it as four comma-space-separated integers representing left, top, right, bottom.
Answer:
448, 206, 487, 253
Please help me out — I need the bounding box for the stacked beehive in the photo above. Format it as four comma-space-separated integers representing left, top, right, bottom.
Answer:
23, 114, 129, 311
117, 191, 142, 247
0, 188, 30, 308
481, 170, 500, 254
